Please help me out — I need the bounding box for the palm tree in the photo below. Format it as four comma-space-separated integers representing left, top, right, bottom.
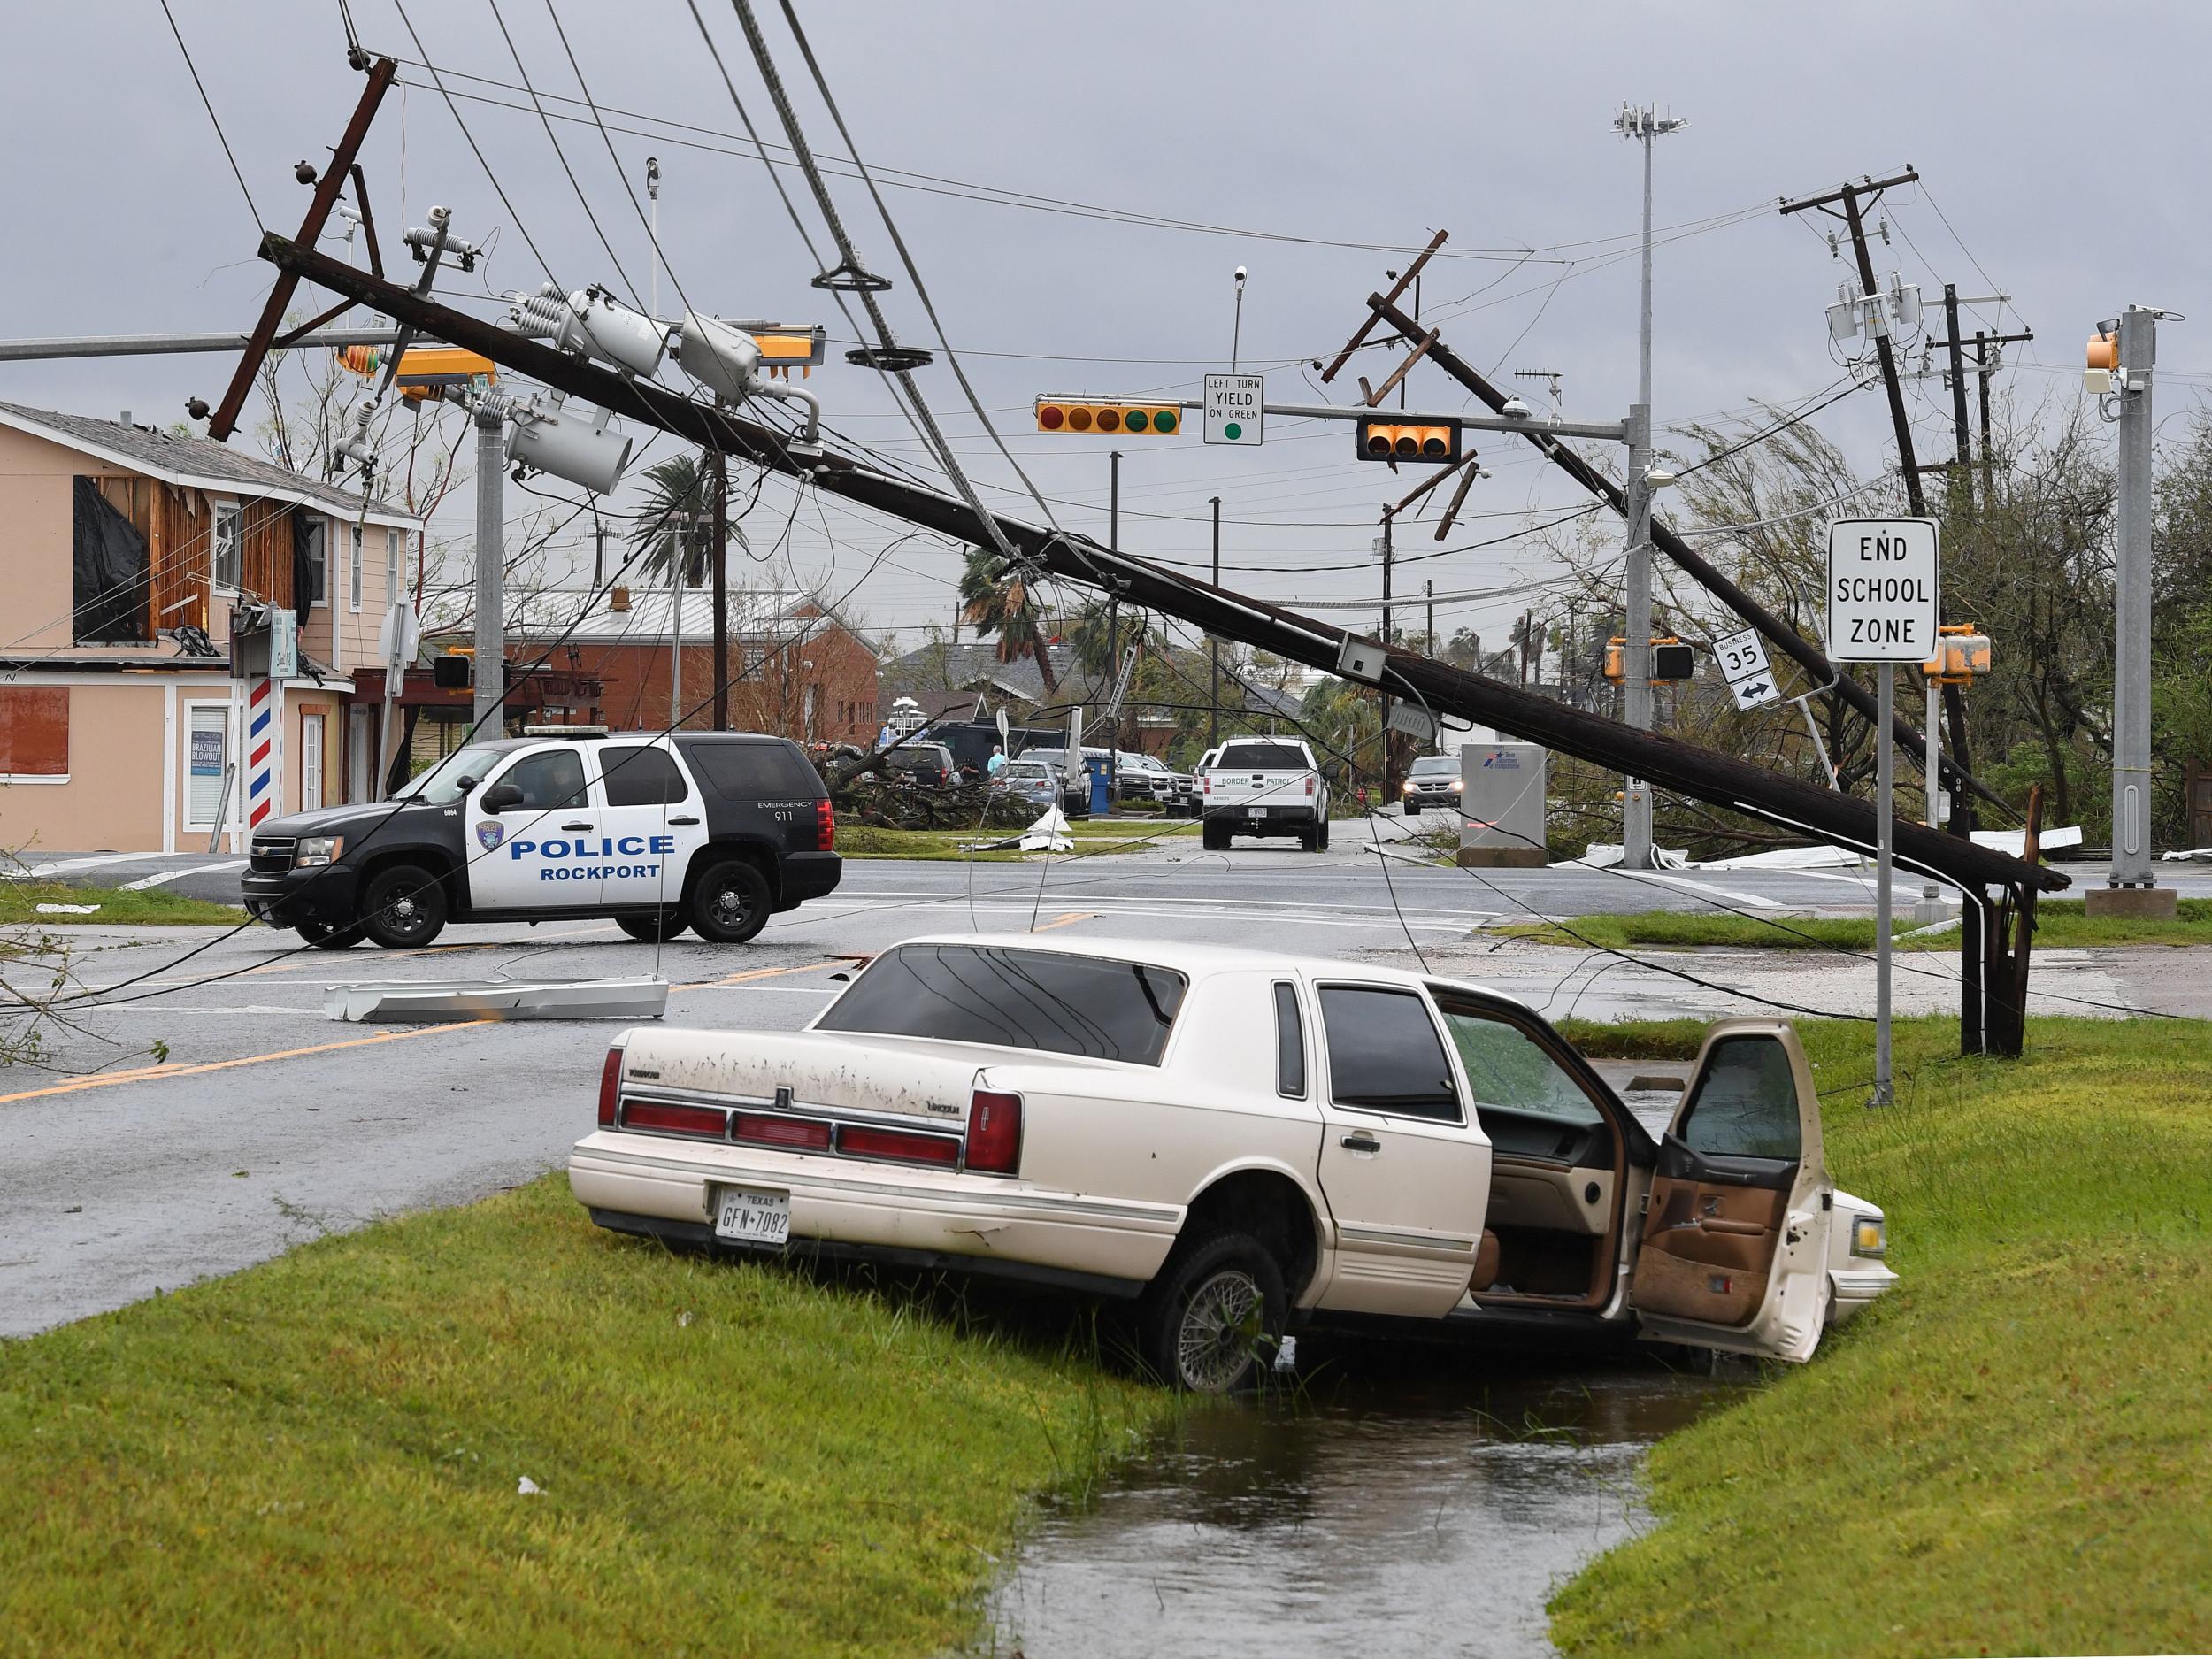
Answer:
956, 549, 1058, 694
626, 451, 723, 587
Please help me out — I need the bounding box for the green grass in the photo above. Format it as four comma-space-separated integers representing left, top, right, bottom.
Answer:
0, 879, 244, 926
1550, 1014, 2212, 1658
1493, 895, 2212, 953
0, 1177, 1165, 1657
835, 820, 1198, 861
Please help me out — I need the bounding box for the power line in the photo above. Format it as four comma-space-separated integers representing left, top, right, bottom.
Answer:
158, 0, 264, 233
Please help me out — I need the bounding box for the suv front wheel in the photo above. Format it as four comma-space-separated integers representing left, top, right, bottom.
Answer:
358, 864, 448, 949
689, 858, 772, 944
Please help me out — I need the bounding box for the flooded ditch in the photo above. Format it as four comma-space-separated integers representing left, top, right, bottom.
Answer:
988, 1353, 1742, 1658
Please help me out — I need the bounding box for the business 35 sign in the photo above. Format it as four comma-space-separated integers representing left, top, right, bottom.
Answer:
1826, 518, 1939, 664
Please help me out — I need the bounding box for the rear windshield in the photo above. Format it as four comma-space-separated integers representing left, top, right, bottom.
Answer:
818, 943, 1188, 1065
677, 738, 821, 801
1217, 742, 1308, 770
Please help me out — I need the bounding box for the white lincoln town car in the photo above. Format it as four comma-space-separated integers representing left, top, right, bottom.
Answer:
569, 935, 1893, 1391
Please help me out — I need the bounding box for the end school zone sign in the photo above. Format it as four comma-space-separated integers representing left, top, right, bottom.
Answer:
1826, 518, 1939, 663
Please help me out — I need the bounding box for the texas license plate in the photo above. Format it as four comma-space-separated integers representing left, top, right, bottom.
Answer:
714, 1186, 790, 1247
1247, 806, 1266, 818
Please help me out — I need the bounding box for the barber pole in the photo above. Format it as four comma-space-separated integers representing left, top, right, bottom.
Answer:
246, 676, 280, 828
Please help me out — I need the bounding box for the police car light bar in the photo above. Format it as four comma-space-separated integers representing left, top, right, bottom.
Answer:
523, 725, 609, 737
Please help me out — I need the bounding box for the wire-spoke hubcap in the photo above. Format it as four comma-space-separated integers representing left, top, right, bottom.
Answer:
1176, 1268, 1263, 1393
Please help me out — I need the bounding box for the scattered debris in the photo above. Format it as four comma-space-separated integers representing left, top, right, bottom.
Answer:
517, 1476, 542, 1496
34, 902, 101, 915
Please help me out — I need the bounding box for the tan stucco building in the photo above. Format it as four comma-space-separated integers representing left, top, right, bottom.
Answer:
0, 403, 421, 856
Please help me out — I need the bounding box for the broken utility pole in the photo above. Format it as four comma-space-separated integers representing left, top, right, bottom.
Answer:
257, 231, 2066, 943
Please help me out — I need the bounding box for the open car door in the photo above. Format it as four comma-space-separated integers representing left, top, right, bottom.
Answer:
1631, 1019, 1832, 1361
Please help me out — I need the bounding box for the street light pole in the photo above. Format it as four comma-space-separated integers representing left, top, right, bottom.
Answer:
1210, 494, 1222, 749
1615, 102, 1686, 871
472, 397, 506, 733
1109, 449, 1122, 811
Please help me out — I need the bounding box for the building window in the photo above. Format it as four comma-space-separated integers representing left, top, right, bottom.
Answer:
305, 520, 326, 605
386, 527, 403, 603
213, 503, 242, 591
0, 687, 69, 780
349, 524, 364, 612
185, 703, 231, 826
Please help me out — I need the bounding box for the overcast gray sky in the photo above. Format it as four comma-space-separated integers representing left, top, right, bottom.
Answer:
5, 1, 2206, 654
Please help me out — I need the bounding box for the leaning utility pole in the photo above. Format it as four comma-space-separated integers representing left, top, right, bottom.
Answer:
1379, 506, 1396, 800
1615, 103, 1686, 868
1780, 169, 1926, 515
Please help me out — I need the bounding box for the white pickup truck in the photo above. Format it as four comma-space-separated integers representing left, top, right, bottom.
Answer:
569, 935, 1893, 1391
1199, 737, 1331, 851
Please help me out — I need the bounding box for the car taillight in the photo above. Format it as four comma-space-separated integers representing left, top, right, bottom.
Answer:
597, 1045, 624, 1126
966, 1089, 1023, 1175
837, 1124, 960, 1166
1202, 775, 1211, 795
623, 1101, 730, 1137
816, 797, 835, 851
734, 1112, 833, 1151
1304, 775, 1315, 795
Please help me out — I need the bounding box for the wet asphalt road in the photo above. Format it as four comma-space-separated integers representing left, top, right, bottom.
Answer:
4, 833, 2207, 1337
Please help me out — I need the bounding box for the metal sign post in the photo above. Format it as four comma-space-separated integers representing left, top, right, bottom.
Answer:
1827, 518, 1941, 1108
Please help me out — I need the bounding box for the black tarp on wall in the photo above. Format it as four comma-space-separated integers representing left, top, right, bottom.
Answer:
73, 476, 150, 642
291, 510, 318, 632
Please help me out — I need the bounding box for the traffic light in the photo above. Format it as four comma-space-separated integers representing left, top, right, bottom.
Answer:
1356, 418, 1462, 465
431, 651, 472, 689
738, 321, 826, 379
1604, 637, 1695, 683
1033, 397, 1182, 435
339, 343, 497, 400
1923, 624, 1992, 685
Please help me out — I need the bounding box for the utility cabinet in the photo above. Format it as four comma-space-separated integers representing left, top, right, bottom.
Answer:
1456, 741, 1548, 868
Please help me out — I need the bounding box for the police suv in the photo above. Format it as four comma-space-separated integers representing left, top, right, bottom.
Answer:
241, 728, 840, 949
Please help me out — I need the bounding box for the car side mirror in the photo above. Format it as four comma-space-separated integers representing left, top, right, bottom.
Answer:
481, 782, 524, 813
451, 775, 478, 795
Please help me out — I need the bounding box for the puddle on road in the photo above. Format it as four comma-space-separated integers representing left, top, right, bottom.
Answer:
988, 1354, 1740, 1659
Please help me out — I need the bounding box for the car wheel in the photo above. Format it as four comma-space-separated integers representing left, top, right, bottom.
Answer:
296, 918, 364, 949
617, 909, 689, 943
1140, 1231, 1287, 1394
357, 864, 448, 949
1317, 817, 1331, 851
1201, 821, 1225, 852
689, 858, 772, 943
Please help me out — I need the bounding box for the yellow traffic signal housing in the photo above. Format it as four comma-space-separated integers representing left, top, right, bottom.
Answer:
338, 343, 498, 400
1604, 636, 1695, 683
1356, 418, 1462, 464
1923, 623, 1992, 685
1033, 397, 1182, 435
742, 321, 826, 379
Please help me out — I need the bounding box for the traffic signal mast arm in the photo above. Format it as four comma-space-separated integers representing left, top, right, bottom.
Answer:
1347, 291, 2003, 814
255, 231, 2058, 900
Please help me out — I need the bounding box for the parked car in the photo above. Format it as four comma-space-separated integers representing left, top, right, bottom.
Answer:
1115, 751, 1192, 809
570, 935, 1893, 1392
1015, 748, 1100, 818
241, 728, 841, 949
1200, 737, 1331, 851
883, 741, 956, 789
987, 758, 1073, 817
1401, 753, 1463, 815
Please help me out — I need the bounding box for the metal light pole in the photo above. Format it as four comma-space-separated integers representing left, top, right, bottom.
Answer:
1210, 495, 1222, 748
1615, 103, 1687, 870
1108, 449, 1122, 810
2095, 303, 2171, 915
472, 397, 506, 733
646, 156, 661, 321
670, 510, 687, 731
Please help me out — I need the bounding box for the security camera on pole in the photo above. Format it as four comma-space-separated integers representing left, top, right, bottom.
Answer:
1827, 517, 1940, 1107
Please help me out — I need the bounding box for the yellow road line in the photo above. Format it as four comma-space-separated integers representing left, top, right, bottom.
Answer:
672, 960, 833, 993
0, 1019, 495, 1105
1028, 910, 1097, 933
